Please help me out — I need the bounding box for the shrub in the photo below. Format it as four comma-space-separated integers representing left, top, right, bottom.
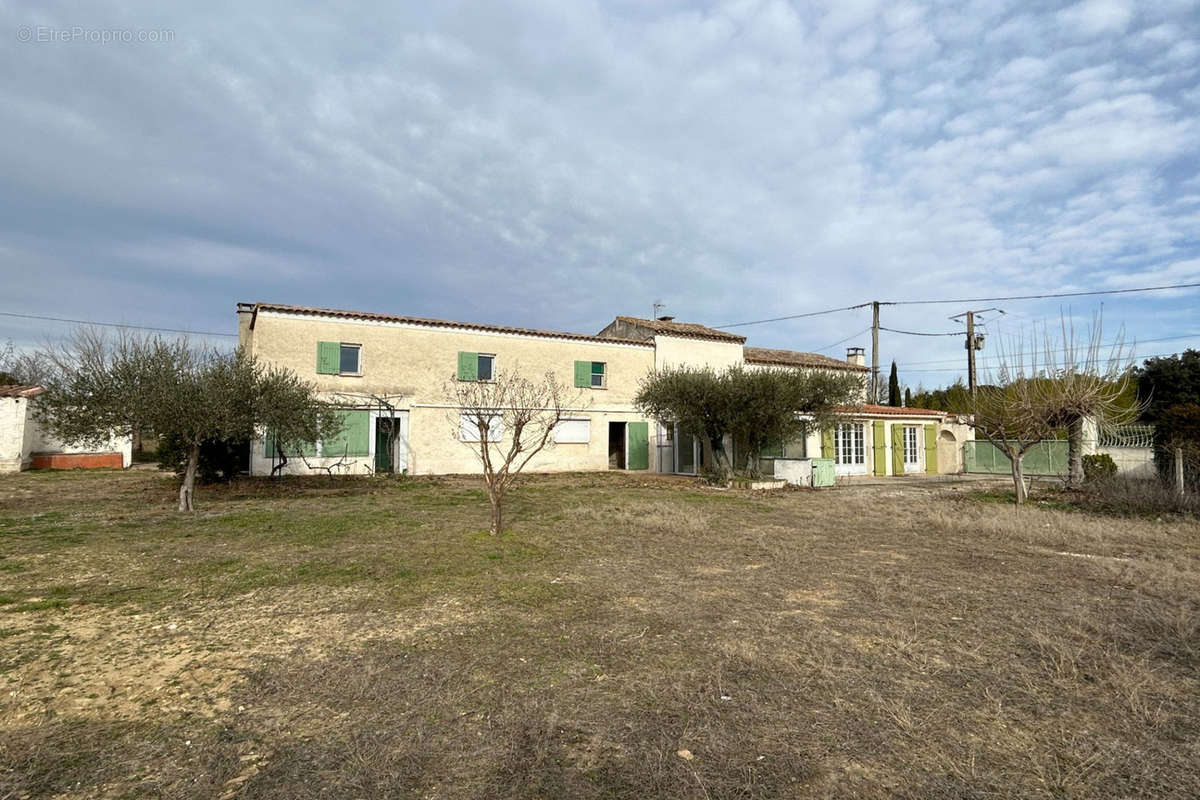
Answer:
1082, 453, 1117, 483
157, 434, 248, 484
699, 464, 729, 487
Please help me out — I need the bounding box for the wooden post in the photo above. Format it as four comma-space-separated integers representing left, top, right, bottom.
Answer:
1176, 447, 1186, 497
966, 310, 977, 399
871, 301, 880, 403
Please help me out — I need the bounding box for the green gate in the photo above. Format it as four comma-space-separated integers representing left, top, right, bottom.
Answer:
964, 440, 1068, 476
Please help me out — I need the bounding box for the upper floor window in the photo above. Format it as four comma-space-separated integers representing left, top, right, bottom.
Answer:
339, 344, 361, 375
317, 341, 362, 376
457, 351, 495, 382
574, 360, 606, 389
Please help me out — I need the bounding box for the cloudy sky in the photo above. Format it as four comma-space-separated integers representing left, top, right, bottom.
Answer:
2, 0, 1198, 387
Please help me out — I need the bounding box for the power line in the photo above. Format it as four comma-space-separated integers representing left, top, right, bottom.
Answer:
896, 332, 1200, 368
901, 349, 1183, 374
713, 302, 870, 329
878, 326, 961, 337
811, 327, 872, 353
886, 281, 1200, 306
713, 281, 1200, 330
0, 310, 237, 338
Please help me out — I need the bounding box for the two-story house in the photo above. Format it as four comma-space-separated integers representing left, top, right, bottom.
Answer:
236, 302, 969, 478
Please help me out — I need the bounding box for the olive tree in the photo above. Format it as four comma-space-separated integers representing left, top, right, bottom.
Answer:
446, 365, 580, 536
635, 365, 863, 477
723, 366, 863, 472
35, 329, 339, 510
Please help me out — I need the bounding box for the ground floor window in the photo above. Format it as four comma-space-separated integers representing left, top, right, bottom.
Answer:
836, 423, 865, 465
904, 426, 920, 466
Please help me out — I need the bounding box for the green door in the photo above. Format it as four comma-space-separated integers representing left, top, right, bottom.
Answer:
626, 422, 649, 470
374, 423, 393, 473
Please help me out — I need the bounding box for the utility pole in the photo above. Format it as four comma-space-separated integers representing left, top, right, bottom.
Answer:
966, 311, 976, 397
871, 301, 880, 403
950, 307, 1005, 398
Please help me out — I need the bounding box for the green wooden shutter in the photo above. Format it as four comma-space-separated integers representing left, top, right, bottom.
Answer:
821, 427, 835, 458
316, 341, 340, 374
891, 424, 905, 475
626, 422, 649, 470
457, 352, 478, 381
324, 410, 370, 457
574, 360, 590, 387
263, 429, 275, 457
924, 424, 938, 474
872, 420, 887, 476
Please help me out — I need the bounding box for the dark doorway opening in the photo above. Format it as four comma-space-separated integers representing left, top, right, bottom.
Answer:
375, 417, 399, 473
608, 421, 626, 469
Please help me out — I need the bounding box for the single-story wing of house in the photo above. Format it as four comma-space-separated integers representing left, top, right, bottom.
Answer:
0, 385, 133, 473
236, 302, 971, 479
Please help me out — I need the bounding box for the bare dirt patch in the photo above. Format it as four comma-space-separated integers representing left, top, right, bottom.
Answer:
1, 470, 1198, 798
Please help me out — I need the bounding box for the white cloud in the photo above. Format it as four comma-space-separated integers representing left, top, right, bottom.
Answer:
1056, 0, 1135, 38
0, 0, 1197, 375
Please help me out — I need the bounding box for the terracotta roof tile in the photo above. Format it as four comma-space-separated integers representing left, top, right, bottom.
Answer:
613, 316, 746, 343
744, 346, 868, 372
0, 385, 44, 398
247, 303, 653, 347
837, 403, 946, 417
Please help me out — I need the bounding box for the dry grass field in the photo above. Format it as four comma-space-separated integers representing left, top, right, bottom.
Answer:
0, 470, 1197, 799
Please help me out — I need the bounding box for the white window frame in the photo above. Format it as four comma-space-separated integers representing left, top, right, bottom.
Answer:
903, 425, 921, 472
590, 361, 607, 389
338, 343, 362, 376
475, 353, 496, 382
553, 417, 591, 444
835, 423, 866, 474
459, 413, 503, 443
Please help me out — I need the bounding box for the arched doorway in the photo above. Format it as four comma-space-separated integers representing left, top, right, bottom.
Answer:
937, 430, 960, 474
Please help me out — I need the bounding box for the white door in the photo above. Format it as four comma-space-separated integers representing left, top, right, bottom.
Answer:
903, 426, 921, 473
834, 423, 867, 476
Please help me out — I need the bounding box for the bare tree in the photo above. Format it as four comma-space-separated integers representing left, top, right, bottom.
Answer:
446, 365, 580, 535
1035, 315, 1140, 489
972, 316, 1142, 503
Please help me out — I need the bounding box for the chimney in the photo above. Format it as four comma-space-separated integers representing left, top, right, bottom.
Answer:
846, 346, 865, 367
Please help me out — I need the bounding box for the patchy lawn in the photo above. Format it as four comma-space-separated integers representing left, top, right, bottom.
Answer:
0, 470, 1197, 799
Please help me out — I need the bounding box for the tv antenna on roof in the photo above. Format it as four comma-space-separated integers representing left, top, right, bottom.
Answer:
652, 300, 665, 320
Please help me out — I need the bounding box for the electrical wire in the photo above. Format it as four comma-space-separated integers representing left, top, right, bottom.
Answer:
810, 327, 872, 353
714, 281, 1200, 329
710, 303, 873, 328
883, 281, 1200, 306
878, 326, 962, 337
895, 332, 1200, 368
0, 310, 237, 337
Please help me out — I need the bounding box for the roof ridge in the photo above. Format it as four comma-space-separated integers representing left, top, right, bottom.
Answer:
248, 303, 654, 347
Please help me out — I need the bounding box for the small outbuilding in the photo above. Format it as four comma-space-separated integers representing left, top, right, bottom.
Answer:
0, 385, 132, 473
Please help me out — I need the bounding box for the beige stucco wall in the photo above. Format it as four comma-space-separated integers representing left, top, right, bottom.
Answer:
653, 335, 744, 371
247, 311, 655, 407
0, 397, 29, 472
0, 397, 133, 472
244, 311, 668, 475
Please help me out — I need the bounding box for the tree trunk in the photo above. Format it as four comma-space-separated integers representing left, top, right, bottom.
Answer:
1066, 418, 1085, 490
1010, 454, 1028, 505
488, 488, 503, 536
179, 442, 199, 512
